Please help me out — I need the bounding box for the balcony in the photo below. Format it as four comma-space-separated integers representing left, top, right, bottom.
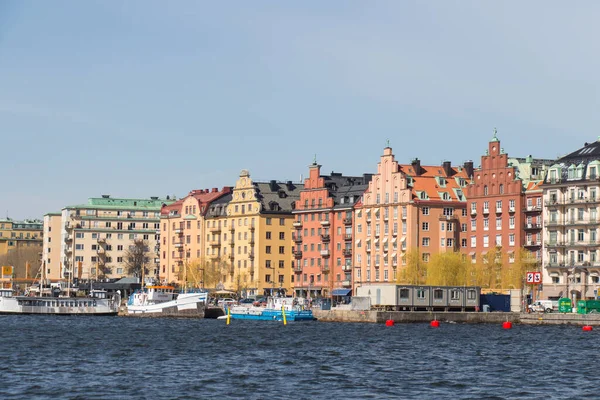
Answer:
96, 247, 105, 254
341, 280, 351, 288
292, 221, 302, 229
65, 246, 73, 254
320, 234, 330, 242
249, 225, 255, 232
320, 249, 330, 258
229, 254, 235, 261
293, 234, 303, 243
294, 250, 303, 259
366, 216, 372, 223
508, 207, 516, 213
366, 247, 372, 253
249, 267, 255, 275
209, 240, 221, 247
482, 208, 490, 215
342, 264, 352, 272
249, 237, 255, 245
401, 214, 407, 220
343, 217, 352, 225
343, 249, 352, 257
524, 223, 542, 230
470, 209, 477, 216
545, 241, 565, 248
229, 239, 235, 246
248, 251, 255, 260
229, 225, 235, 233
321, 265, 330, 273
496, 207, 502, 214
97, 238, 106, 244
544, 199, 563, 207
544, 220, 562, 227
209, 226, 222, 234
344, 234, 352, 241
294, 266, 303, 274
524, 241, 542, 247
65, 223, 74, 231
174, 228, 184, 235
525, 205, 542, 213
64, 236, 73, 243
320, 220, 330, 226
174, 242, 184, 248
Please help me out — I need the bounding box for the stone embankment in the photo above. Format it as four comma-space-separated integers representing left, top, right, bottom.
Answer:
313, 310, 600, 325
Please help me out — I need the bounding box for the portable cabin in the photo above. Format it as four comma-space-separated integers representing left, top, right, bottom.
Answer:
464, 287, 481, 311
396, 286, 413, 311
356, 284, 397, 310
412, 286, 431, 310
431, 287, 448, 310
447, 287, 464, 310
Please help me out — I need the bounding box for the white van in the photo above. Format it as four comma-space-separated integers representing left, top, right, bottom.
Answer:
528, 300, 558, 313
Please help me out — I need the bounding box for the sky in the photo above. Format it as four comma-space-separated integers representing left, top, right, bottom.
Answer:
1, 1, 599, 220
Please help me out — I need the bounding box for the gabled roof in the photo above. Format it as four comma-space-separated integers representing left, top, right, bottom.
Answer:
161, 187, 233, 217
398, 164, 469, 203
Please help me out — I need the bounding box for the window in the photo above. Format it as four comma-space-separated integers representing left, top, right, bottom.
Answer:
483, 235, 489, 248
279, 218, 285, 226
422, 207, 430, 216
422, 237, 430, 246
266, 232, 271, 239
433, 289, 444, 300
471, 219, 476, 231
266, 246, 271, 254
495, 235, 502, 246
279, 232, 285, 240
422, 222, 429, 231
266, 218, 272, 225
279, 246, 285, 254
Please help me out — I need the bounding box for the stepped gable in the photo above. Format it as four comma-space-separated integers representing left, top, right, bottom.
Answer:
398, 162, 469, 202
253, 180, 304, 213
161, 187, 233, 216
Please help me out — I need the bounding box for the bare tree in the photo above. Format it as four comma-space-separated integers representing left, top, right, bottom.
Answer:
123, 239, 150, 277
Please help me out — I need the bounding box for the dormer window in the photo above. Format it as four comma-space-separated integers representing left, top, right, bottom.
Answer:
590, 166, 598, 180
568, 165, 576, 180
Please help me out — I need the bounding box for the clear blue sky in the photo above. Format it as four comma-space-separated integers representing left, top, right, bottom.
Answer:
2, 1, 599, 220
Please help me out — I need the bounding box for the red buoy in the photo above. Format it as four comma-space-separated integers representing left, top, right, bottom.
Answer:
385, 319, 394, 327
430, 320, 440, 328
583, 325, 593, 332
502, 321, 513, 330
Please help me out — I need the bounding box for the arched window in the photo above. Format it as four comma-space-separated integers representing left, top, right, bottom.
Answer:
499, 184, 504, 194
484, 185, 488, 196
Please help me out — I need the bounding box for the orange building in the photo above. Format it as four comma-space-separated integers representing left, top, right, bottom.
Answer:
354, 147, 471, 288
160, 187, 232, 284
292, 161, 372, 298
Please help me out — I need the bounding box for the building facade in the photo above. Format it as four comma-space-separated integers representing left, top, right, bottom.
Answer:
355, 147, 471, 289
292, 161, 371, 298
43, 195, 171, 282
465, 132, 551, 267
542, 139, 600, 300
160, 187, 232, 284
0, 218, 43, 257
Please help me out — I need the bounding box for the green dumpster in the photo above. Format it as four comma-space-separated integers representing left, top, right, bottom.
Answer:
577, 299, 600, 314
558, 298, 572, 313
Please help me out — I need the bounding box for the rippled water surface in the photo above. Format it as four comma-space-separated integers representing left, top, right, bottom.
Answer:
1, 316, 596, 399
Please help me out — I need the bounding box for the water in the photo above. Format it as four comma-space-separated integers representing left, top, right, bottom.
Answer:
1, 316, 596, 399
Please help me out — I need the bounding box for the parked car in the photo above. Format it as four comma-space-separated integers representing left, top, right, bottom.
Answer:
253, 297, 267, 307
217, 298, 236, 307
239, 298, 254, 305
528, 300, 558, 313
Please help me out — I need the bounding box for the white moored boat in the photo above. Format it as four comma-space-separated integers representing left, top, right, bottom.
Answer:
0, 287, 119, 315
126, 286, 208, 318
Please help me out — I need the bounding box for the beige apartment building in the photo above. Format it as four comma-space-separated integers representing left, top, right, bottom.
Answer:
43, 195, 171, 281
0, 218, 43, 257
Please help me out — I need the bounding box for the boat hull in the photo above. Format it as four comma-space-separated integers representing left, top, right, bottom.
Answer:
0, 296, 118, 315
126, 292, 206, 318
228, 307, 315, 322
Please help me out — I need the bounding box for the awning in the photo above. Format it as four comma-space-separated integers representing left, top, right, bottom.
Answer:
550, 272, 560, 277
332, 289, 351, 296
481, 251, 488, 255
383, 237, 388, 243
401, 237, 406, 242
355, 239, 361, 246
391, 253, 397, 259
374, 238, 379, 244
366, 209, 371, 214
392, 237, 397, 243
468, 252, 475, 256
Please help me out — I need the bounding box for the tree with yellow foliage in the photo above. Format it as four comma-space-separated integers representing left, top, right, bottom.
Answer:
425, 251, 469, 286
397, 249, 427, 285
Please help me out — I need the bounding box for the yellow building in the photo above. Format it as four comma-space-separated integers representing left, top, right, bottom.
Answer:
0, 218, 43, 256
42, 213, 63, 280
217, 170, 303, 297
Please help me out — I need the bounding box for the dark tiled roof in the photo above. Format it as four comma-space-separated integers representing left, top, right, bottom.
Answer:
559, 140, 600, 163
321, 173, 373, 207
254, 181, 304, 214
205, 193, 233, 219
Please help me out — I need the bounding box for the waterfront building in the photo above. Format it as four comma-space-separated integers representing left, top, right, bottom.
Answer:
542, 139, 600, 300
355, 147, 471, 289
160, 187, 232, 284
218, 170, 303, 297
44, 195, 171, 282
0, 218, 43, 257
292, 161, 371, 298
465, 131, 552, 267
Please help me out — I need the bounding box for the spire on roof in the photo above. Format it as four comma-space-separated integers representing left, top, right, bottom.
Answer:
491, 127, 499, 142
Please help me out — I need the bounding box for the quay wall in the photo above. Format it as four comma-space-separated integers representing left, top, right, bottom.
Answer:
314, 310, 600, 325
313, 310, 518, 324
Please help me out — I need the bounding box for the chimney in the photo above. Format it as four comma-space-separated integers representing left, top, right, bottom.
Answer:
269, 180, 278, 192
442, 161, 452, 177
411, 158, 421, 176
363, 173, 374, 183
212, 188, 218, 193
463, 161, 474, 178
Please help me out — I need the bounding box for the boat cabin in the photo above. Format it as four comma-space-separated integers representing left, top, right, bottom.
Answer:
0, 289, 13, 298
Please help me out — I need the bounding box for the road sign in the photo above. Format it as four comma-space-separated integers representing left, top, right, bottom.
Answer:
526, 272, 534, 283
527, 271, 541, 284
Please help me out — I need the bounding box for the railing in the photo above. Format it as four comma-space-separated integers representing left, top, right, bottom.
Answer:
294, 234, 303, 243
525, 206, 542, 212
320, 234, 330, 242
292, 221, 302, 229
343, 217, 352, 225
293, 250, 303, 259
341, 280, 351, 287
343, 249, 352, 257
344, 234, 352, 241
524, 223, 542, 229
496, 207, 502, 213
342, 264, 352, 272
320, 250, 330, 257
320, 220, 330, 226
